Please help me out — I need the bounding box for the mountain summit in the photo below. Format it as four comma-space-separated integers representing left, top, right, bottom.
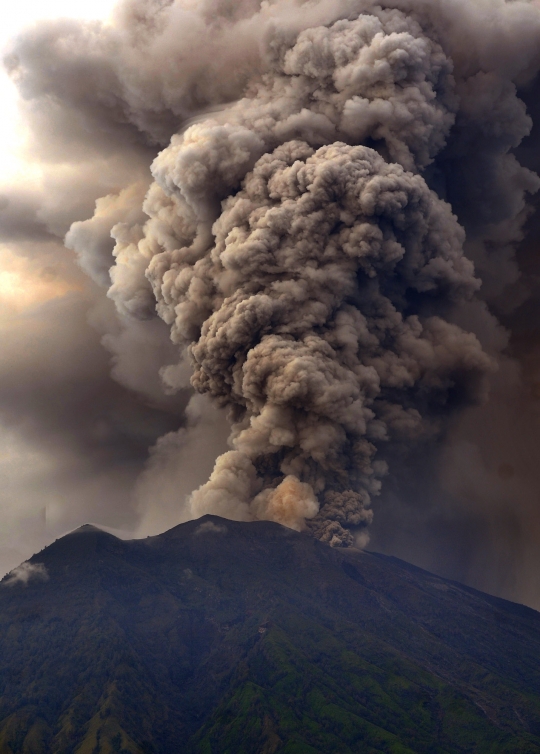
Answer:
1, 517, 540, 753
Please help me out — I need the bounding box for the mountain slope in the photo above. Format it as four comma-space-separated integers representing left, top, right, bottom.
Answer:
1, 517, 540, 753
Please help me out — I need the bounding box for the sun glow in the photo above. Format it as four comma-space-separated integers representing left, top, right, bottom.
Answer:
0, 247, 79, 313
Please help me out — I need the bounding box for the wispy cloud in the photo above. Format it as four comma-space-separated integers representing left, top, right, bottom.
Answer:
3, 561, 49, 587
194, 521, 228, 536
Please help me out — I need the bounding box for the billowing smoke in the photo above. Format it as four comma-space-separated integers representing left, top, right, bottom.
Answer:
137, 138, 491, 544
4, 0, 540, 594
104, 2, 506, 545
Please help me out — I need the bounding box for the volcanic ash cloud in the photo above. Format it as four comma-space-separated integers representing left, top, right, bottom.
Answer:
106, 6, 499, 546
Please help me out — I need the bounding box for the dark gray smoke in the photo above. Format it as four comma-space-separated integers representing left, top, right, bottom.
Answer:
138, 138, 490, 543
4, 0, 540, 599
102, 0, 530, 544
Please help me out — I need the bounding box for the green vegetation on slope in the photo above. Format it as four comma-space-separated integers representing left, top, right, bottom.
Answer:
0, 519, 540, 753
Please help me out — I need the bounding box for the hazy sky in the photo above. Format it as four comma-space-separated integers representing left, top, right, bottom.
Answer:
3, 0, 540, 610
0, 1, 117, 178
0, 0, 128, 571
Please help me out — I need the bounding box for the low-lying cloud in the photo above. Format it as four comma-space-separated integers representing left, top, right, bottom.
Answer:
3, 561, 49, 587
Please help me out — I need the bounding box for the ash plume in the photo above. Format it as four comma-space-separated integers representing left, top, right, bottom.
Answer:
5, 0, 540, 585
105, 2, 506, 545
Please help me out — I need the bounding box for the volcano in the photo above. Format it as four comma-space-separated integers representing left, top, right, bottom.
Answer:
1, 518, 540, 753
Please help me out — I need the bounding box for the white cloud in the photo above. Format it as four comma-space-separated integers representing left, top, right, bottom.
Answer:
3, 561, 48, 586
194, 521, 228, 536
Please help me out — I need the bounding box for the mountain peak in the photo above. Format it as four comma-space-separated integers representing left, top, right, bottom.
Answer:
1, 518, 540, 753
71, 523, 107, 534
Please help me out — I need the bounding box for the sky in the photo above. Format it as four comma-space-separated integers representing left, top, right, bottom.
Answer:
3, 0, 540, 609
0, 0, 125, 570
0, 1, 117, 178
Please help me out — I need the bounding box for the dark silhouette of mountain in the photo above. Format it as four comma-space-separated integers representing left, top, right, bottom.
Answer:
1, 517, 540, 753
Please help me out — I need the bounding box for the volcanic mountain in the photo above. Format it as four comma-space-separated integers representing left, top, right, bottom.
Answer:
1, 518, 540, 753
